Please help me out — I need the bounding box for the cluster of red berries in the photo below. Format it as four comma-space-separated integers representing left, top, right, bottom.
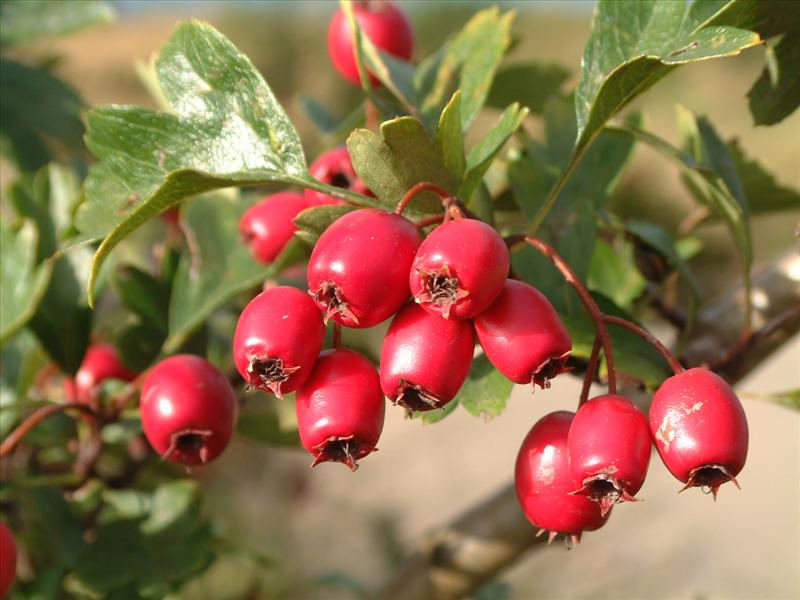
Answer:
515, 368, 749, 546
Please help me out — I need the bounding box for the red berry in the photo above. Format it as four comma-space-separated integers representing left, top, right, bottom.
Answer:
296, 348, 384, 470
568, 394, 651, 515
240, 192, 313, 263
409, 219, 509, 319
140, 354, 238, 466
475, 280, 571, 388
307, 208, 421, 328
233, 286, 325, 397
162, 207, 181, 225
515, 411, 609, 546
75, 343, 137, 407
327, 1, 413, 85
305, 147, 371, 206
380, 302, 474, 412
649, 368, 748, 498
0, 522, 16, 598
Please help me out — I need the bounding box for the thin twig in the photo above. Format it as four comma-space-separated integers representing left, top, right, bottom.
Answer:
394, 182, 453, 215
580, 334, 603, 405
508, 236, 617, 394
1, 403, 100, 458
602, 315, 684, 374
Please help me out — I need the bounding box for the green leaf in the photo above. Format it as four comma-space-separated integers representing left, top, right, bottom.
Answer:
112, 266, 170, 331
575, 0, 763, 152
728, 139, 800, 213
293, 204, 358, 246
418, 397, 460, 425
164, 193, 305, 354
237, 399, 300, 447
19, 487, 86, 568
459, 102, 528, 202
142, 480, 199, 536
77, 21, 366, 304
435, 91, 466, 183
420, 7, 515, 129
457, 354, 513, 420
486, 62, 569, 113
0, 330, 45, 437
0, 0, 113, 45
299, 95, 340, 134
116, 322, 166, 373
0, 58, 85, 172
748, 31, 800, 125
588, 238, 647, 310
347, 117, 455, 215
625, 220, 703, 299
0, 222, 52, 343
745, 389, 800, 411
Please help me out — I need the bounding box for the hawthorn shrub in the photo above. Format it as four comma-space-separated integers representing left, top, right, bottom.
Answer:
1, 0, 798, 598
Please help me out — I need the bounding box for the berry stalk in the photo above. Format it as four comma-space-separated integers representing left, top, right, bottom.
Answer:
508, 236, 618, 395
0, 402, 101, 458
394, 181, 453, 215
579, 334, 603, 406
602, 315, 684, 375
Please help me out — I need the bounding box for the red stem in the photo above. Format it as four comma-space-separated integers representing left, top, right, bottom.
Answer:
414, 214, 446, 229
0, 403, 100, 458
602, 315, 684, 375
394, 182, 453, 215
333, 323, 343, 349
509, 236, 617, 395
580, 334, 603, 406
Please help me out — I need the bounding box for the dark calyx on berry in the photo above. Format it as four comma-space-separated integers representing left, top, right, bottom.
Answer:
165, 429, 213, 464
247, 356, 299, 398
681, 464, 741, 499
532, 351, 572, 389
571, 473, 639, 517
311, 435, 374, 471
395, 379, 441, 413
311, 281, 359, 325
414, 265, 468, 319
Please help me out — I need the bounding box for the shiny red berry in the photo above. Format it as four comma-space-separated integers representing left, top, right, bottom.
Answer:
327, 1, 413, 85
307, 208, 421, 328
140, 354, 238, 466
233, 286, 325, 397
380, 302, 474, 412
410, 219, 509, 319
650, 368, 748, 498
568, 394, 651, 515
515, 411, 609, 546
305, 147, 371, 206
296, 348, 384, 470
75, 343, 137, 407
475, 280, 571, 388
0, 522, 16, 598
240, 192, 313, 263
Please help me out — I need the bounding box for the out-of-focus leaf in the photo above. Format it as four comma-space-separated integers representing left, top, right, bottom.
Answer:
0, 0, 113, 46
457, 354, 513, 420
164, 193, 306, 353
745, 389, 800, 411
588, 239, 647, 310
728, 139, 800, 213
435, 91, 466, 183
76, 21, 374, 304
112, 266, 170, 331
748, 31, 800, 125
299, 95, 340, 134
0, 222, 52, 343
420, 7, 514, 129
0, 59, 84, 172
418, 396, 460, 425
293, 204, 358, 246
19, 487, 86, 568
0, 330, 44, 437
347, 117, 455, 215
459, 102, 528, 203
237, 401, 300, 447
116, 322, 165, 373
487, 62, 569, 113
575, 0, 765, 152
626, 220, 703, 299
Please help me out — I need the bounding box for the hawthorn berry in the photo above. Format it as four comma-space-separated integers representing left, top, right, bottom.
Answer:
475, 279, 571, 388
233, 286, 325, 397
140, 354, 238, 466
650, 368, 748, 497
409, 218, 509, 319
515, 411, 609, 546
296, 348, 384, 470
568, 394, 651, 515
307, 208, 422, 328
240, 192, 314, 263
327, 1, 413, 85
380, 302, 474, 412
305, 147, 371, 207
75, 343, 137, 407
0, 522, 16, 598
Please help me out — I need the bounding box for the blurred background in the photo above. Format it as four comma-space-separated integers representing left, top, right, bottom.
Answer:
3, 1, 798, 598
